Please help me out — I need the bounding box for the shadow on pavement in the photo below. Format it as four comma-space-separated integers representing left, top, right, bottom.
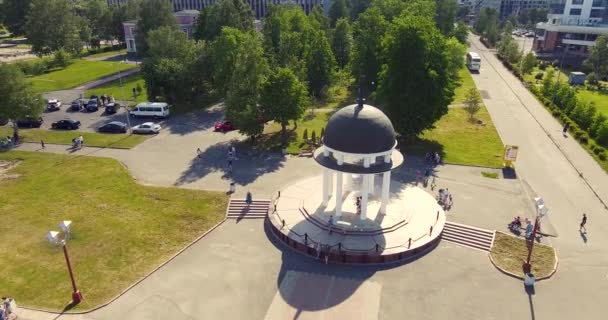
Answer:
502, 167, 517, 179
525, 284, 536, 320
162, 103, 224, 136
263, 219, 435, 313
174, 140, 286, 187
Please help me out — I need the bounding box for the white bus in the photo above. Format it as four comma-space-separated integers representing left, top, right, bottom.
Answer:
129, 102, 170, 118
466, 52, 481, 71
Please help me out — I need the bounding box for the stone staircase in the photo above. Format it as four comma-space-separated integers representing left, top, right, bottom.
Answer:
441, 221, 495, 252
226, 199, 270, 219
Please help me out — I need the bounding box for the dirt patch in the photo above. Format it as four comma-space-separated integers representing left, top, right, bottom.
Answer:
0, 160, 21, 181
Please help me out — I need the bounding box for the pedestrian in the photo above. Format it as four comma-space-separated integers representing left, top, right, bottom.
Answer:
230, 145, 237, 160
580, 213, 587, 233
328, 215, 334, 234
196, 148, 202, 158
246, 191, 252, 205
563, 122, 570, 136
41, 140, 45, 149
6, 136, 11, 146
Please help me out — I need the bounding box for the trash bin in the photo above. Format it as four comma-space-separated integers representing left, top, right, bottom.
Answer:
524, 272, 535, 286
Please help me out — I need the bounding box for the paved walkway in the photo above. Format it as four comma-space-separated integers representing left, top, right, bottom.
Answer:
73, 68, 140, 90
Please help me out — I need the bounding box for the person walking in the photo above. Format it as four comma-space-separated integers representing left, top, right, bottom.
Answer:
580, 213, 587, 233
40, 140, 45, 149
563, 122, 570, 136
196, 148, 202, 158
328, 215, 334, 234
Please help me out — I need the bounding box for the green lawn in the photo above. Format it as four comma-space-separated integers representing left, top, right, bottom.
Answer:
0, 151, 228, 310
86, 73, 148, 104
84, 49, 127, 59
28, 59, 137, 92
577, 90, 608, 117
0, 128, 148, 149
490, 232, 556, 278
453, 67, 477, 104
261, 111, 331, 154
405, 106, 505, 168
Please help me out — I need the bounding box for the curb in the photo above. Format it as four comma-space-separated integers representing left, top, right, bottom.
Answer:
488, 232, 559, 282
18, 142, 135, 150
19, 218, 227, 315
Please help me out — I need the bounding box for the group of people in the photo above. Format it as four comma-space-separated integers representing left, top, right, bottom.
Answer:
71, 135, 84, 149
425, 152, 442, 166
0, 296, 16, 320
100, 94, 115, 107
437, 188, 453, 210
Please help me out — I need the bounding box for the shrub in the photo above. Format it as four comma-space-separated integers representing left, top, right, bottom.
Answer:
574, 129, 584, 139
535, 72, 544, 80
587, 72, 599, 86
552, 109, 562, 117
590, 114, 607, 138
599, 152, 607, 161
320, 127, 325, 139
302, 128, 308, 141
311, 130, 317, 144
593, 146, 603, 155
539, 61, 547, 70
596, 121, 608, 147
578, 132, 589, 144
53, 49, 71, 68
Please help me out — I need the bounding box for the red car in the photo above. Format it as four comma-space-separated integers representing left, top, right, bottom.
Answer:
214, 120, 236, 132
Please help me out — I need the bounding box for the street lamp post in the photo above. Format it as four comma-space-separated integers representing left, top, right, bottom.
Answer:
117, 61, 131, 132
523, 198, 548, 274
47, 222, 83, 305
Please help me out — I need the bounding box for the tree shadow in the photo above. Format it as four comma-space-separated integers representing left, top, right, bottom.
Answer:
524, 284, 536, 320
502, 167, 517, 179
162, 103, 224, 136
174, 140, 286, 187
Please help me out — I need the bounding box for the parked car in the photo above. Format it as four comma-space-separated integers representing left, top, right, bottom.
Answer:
214, 120, 236, 132
51, 119, 81, 130
132, 122, 161, 134
16, 116, 43, 128
129, 102, 170, 118
46, 99, 62, 111
86, 99, 99, 112
104, 102, 119, 114
98, 121, 127, 133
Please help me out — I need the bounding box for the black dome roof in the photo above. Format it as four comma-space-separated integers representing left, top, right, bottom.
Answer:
323, 104, 396, 154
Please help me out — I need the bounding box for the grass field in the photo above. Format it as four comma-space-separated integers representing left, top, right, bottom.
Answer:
453, 67, 477, 104
84, 49, 127, 59
490, 232, 556, 278
405, 106, 505, 168
28, 59, 137, 92
261, 111, 331, 154
0, 151, 228, 310
85, 73, 147, 104
577, 90, 608, 117
0, 128, 148, 149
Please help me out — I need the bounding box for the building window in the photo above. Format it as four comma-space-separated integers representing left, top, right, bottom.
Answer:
569, 8, 582, 15
590, 9, 603, 18
592, 0, 604, 7
571, 0, 584, 4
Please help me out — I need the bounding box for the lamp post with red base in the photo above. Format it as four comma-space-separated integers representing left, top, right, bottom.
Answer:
46, 223, 83, 305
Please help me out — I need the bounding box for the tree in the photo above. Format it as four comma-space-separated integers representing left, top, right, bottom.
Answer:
142, 26, 202, 104
193, 0, 253, 41
260, 67, 308, 146
497, 36, 521, 64
352, 7, 388, 93
332, 18, 353, 69
25, 0, 82, 55
212, 27, 251, 95
434, 0, 457, 36
584, 35, 608, 80
82, 0, 109, 46
521, 52, 537, 74
349, 0, 372, 20
475, 8, 499, 34
329, 0, 350, 27
136, 0, 176, 56
2, 0, 32, 35
542, 68, 555, 97
445, 37, 466, 78
485, 22, 500, 47
309, 5, 330, 33
463, 88, 481, 121
306, 30, 335, 97
452, 21, 468, 44
106, 0, 141, 44
218, 28, 269, 137
378, 14, 455, 139
0, 64, 43, 138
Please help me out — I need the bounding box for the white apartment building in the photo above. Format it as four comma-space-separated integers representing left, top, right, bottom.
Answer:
533, 0, 608, 60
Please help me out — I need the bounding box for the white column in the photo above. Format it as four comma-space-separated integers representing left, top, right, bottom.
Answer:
380, 171, 391, 213
345, 173, 352, 192
335, 172, 344, 217
361, 174, 369, 220
322, 169, 330, 206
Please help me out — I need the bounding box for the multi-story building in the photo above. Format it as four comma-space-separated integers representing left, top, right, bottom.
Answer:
123, 10, 200, 54
533, 0, 608, 61
108, 0, 326, 19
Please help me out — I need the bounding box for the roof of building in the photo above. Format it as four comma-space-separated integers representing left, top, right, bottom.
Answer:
322, 103, 396, 154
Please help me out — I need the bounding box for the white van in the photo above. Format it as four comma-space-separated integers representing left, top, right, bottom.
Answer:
129, 102, 170, 118
466, 52, 481, 71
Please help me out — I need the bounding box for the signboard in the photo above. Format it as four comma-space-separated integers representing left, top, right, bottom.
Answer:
504, 145, 519, 161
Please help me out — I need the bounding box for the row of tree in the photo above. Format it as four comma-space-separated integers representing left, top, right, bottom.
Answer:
138, 0, 467, 143
0, 0, 140, 55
